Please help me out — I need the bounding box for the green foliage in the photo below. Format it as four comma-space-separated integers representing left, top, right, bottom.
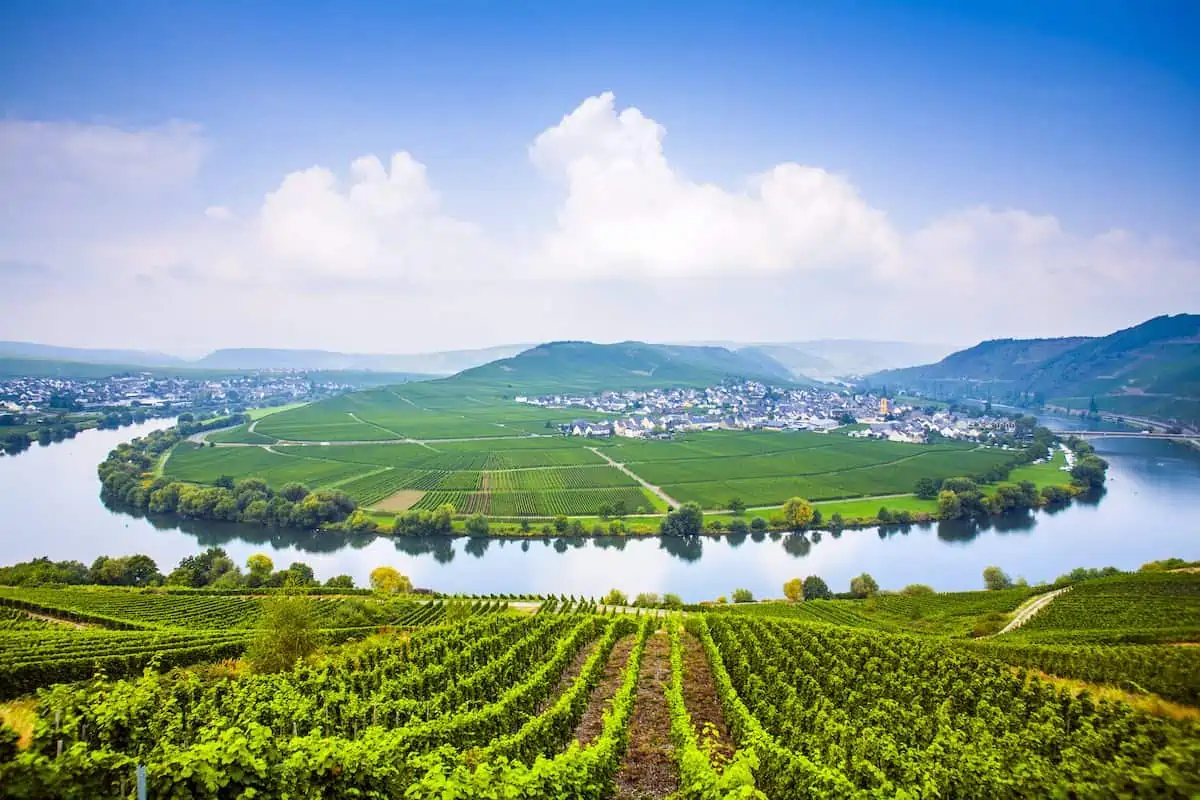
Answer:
1018, 572, 1200, 643
801, 575, 832, 601
731, 588, 754, 603
700, 614, 1200, 796
661, 502, 704, 536
848, 573, 878, 599
983, 565, 1013, 591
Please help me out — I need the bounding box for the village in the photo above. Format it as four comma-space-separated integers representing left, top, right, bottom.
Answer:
517, 382, 1023, 444
0, 372, 347, 416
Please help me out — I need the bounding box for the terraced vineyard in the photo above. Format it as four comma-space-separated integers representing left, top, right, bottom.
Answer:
1015, 572, 1200, 643
3, 602, 1197, 797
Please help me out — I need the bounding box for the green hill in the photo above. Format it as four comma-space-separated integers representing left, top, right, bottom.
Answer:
446, 340, 795, 393
868, 314, 1200, 424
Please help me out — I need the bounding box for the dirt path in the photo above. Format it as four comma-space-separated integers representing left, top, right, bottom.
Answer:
613, 629, 678, 800
680, 632, 735, 766
574, 635, 637, 746
588, 447, 679, 509
535, 634, 605, 715
19, 609, 90, 629
997, 587, 1071, 635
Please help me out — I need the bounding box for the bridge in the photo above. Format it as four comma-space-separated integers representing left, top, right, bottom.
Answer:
1048, 430, 1197, 441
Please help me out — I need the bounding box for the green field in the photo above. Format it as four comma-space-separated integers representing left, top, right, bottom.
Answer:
160, 383, 1044, 518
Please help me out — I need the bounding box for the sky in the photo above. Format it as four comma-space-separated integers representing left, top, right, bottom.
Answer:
1, 0, 1197, 356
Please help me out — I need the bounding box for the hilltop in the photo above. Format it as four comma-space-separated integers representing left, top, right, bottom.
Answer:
445, 340, 795, 393
869, 314, 1200, 424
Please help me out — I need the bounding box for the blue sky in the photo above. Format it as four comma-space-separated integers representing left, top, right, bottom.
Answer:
1, 1, 1197, 353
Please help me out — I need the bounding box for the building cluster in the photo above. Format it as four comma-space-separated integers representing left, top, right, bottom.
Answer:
517, 382, 1024, 444
0, 372, 349, 415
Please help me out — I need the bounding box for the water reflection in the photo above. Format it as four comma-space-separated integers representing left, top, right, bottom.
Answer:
1, 416, 1199, 600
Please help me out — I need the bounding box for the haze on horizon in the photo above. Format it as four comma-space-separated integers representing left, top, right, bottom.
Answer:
1, 1, 1197, 356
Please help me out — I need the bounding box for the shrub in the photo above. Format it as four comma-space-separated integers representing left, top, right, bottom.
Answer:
731, 588, 754, 603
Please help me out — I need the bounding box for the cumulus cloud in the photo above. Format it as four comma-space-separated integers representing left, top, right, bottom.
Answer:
0, 96, 1196, 350
528, 92, 899, 278
255, 152, 488, 280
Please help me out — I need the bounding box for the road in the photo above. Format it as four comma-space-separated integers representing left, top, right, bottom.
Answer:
588, 447, 680, 509
996, 587, 1071, 635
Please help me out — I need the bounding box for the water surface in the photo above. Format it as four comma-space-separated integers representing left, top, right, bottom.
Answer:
1, 418, 1197, 601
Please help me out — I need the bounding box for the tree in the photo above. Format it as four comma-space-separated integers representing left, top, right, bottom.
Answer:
941, 477, 978, 494
1071, 455, 1109, 489
553, 515, 569, 533
849, 573, 879, 598
282, 562, 316, 587
914, 477, 939, 500
597, 502, 613, 520
901, 584, 934, 596
464, 514, 490, 535
602, 588, 628, 606
279, 482, 310, 502
750, 517, 767, 532
214, 475, 235, 490
983, 565, 1012, 591
661, 502, 704, 536
937, 490, 962, 519
781, 497, 814, 530
802, 575, 832, 600
633, 592, 660, 607
828, 512, 844, 533
810, 508, 823, 527
731, 588, 754, 603
783, 577, 803, 602
246, 595, 318, 674
876, 507, 893, 524
611, 499, 627, 519
370, 566, 413, 594
662, 593, 683, 609
728, 497, 746, 515
246, 553, 274, 587
325, 574, 355, 589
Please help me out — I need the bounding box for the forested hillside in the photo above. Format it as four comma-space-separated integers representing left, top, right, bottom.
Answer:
869, 314, 1200, 423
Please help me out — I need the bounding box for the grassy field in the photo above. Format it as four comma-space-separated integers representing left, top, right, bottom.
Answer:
160, 383, 1057, 519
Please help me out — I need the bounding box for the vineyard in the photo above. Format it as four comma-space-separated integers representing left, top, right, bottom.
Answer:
408, 486, 656, 516
1016, 572, 1200, 643
161, 384, 1036, 521
2, 602, 1197, 797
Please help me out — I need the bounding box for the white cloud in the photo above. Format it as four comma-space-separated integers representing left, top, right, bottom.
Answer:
0, 96, 1196, 350
255, 152, 489, 280
528, 92, 899, 278
0, 119, 205, 193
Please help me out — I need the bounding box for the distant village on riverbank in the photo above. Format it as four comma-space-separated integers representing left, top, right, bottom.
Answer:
518, 381, 1024, 445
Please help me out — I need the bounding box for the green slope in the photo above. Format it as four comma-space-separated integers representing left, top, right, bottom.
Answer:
445, 340, 795, 393
867, 314, 1200, 423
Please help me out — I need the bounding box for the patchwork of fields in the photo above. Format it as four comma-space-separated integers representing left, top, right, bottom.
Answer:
167, 388, 1025, 517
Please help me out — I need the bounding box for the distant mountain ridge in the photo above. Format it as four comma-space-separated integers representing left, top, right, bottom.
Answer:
0, 341, 531, 375
194, 345, 530, 374
447, 340, 797, 393
679, 339, 957, 379
868, 314, 1200, 425
0, 341, 187, 367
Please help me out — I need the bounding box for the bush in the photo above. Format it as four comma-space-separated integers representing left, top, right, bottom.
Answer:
983, 566, 1012, 591
245, 596, 318, 674
602, 588, 628, 606
749, 517, 767, 532
731, 588, 754, 603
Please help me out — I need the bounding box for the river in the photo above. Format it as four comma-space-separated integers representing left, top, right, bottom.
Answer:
1, 418, 1198, 601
